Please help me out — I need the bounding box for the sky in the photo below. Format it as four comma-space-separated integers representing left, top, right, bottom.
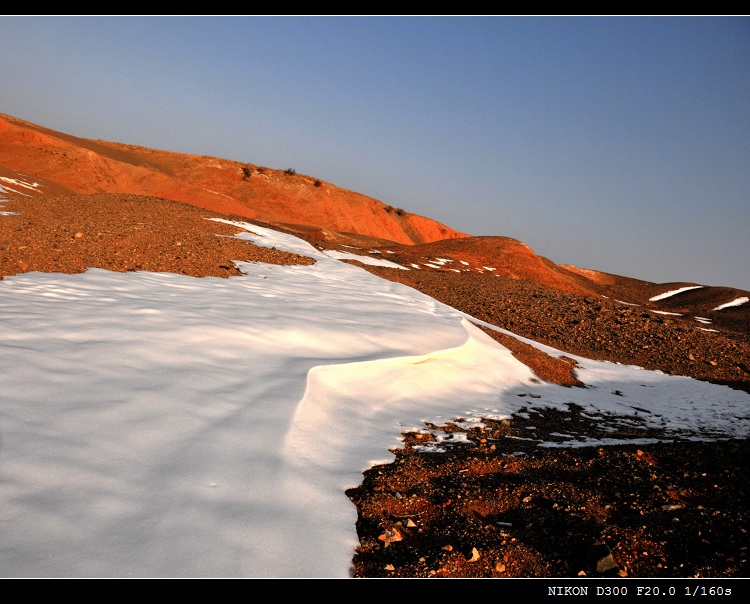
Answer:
1, 186, 749, 577
0, 16, 749, 292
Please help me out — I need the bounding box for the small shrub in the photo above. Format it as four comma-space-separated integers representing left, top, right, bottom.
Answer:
257, 166, 266, 174
313, 179, 322, 187
395, 208, 406, 216
241, 166, 253, 181
284, 168, 297, 176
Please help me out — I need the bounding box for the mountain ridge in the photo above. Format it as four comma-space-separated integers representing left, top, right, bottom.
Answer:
1, 111, 748, 332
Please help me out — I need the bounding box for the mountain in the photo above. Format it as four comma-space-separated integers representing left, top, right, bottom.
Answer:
1, 112, 749, 578
3, 112, 748, 309
1, 111, 748, 378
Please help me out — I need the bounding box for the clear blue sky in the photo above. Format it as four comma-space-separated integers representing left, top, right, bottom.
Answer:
2, 16, 749, 290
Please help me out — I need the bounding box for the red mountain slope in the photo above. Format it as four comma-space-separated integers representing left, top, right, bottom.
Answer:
0, 112, 464, 245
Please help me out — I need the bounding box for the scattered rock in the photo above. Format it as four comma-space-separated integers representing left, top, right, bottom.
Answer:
378, 527, 402, 547
347, 410, 749, 578
587, 543, 616, 574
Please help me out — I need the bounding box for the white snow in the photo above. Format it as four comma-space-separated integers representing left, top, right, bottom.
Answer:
322, 249, 408, 270
713, 297, 749, 311
0, 176, 42, 197
649, 286, 703, 301
1, 216, 748, 578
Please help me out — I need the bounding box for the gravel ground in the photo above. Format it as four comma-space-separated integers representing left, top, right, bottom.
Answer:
0, 193, 313, 279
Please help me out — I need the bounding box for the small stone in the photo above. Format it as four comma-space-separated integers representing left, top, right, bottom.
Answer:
495, 562, 506, 572
468, 547, 480, 562
405, 518, 417, 528
384, 564, 395, 571
442, 545, 453, 551
587, 543, 616, 573
378, 527, 403, 546
662, 504, 683, 511
74, 232, 83, 238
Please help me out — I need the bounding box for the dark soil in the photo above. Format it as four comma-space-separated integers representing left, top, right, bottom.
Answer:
346, 407, 749, 579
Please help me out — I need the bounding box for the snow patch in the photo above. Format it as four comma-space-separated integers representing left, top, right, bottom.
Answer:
649, 286, 703, 301
713, 297, 749, 311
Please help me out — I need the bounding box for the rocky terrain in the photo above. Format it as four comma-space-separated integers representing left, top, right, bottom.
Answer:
1, 191, 748, 580
347, 411, 749, 579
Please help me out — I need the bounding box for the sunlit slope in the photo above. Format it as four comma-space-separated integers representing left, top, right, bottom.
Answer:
0, 112, 466, 245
